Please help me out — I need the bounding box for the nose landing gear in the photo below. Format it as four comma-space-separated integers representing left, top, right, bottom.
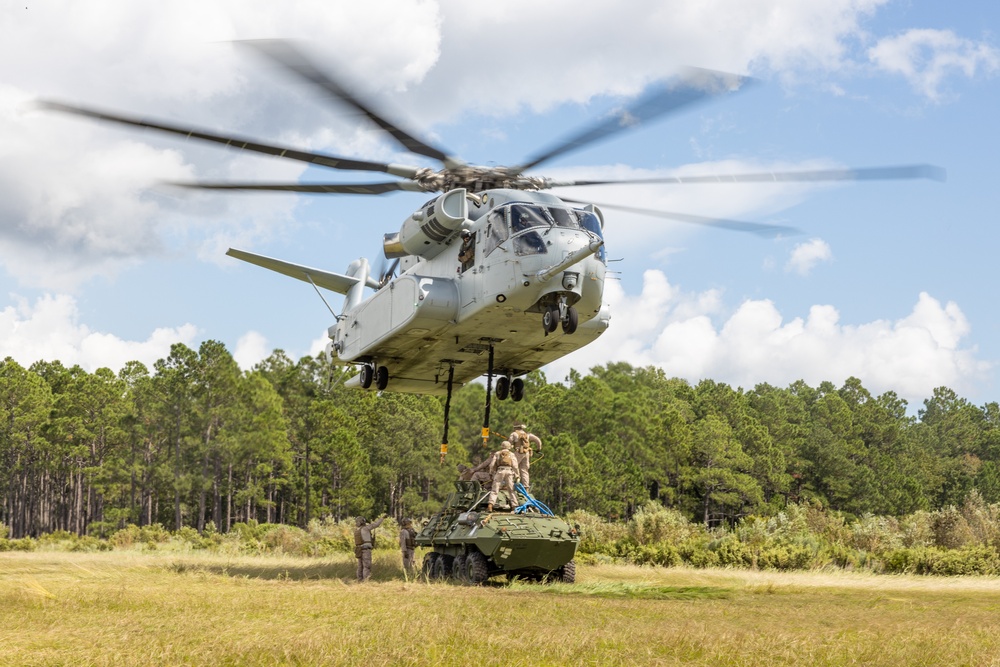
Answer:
542, 297, 578, 335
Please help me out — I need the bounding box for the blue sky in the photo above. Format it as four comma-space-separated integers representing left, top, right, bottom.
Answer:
1, 1, 998, 409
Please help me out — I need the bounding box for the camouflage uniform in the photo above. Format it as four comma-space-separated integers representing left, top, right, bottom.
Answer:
485, 441, 521, 512
457, 460, 492, 486
509, 424, 542, 491
399, 519, 417, 577
354, 515, 386, 582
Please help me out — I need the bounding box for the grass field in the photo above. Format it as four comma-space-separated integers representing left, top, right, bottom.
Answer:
3, 549, 1000, 666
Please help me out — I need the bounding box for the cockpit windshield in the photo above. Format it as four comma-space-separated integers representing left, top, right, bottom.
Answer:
482, 203, 606, 262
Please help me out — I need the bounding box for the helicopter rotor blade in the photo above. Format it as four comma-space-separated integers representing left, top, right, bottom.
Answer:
560, 197, 800, 238
36, 100, 424, 180
239, 39, 464, 169
513, 67, 755, 175
167, 180, 424, 195
545, 164, 947, 188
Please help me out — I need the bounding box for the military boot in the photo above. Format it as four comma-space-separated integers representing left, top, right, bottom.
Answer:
486, 504, 493, 512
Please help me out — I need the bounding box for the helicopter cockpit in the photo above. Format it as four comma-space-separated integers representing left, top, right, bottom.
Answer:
483, 203, 606, 262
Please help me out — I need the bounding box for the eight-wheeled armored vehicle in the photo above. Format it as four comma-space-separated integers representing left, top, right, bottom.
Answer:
415, 480, 578, 584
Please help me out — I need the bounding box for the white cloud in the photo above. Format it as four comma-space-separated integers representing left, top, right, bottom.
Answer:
868, 29, 1000, 100
785, 238, 833, 276
232, 331, 271, 371
0, 293, 197, 372
546, 271, 990, 404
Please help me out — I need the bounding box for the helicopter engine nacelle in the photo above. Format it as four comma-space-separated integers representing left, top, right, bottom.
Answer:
383, 188, 469, 260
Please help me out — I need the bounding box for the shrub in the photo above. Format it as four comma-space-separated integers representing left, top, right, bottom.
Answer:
932, 506, 974, 549
627, 502, 702, 546
850, 514, 903, 554
565, 509, 627, 555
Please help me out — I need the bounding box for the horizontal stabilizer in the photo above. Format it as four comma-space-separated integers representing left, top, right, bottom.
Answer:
227, 248, 373, 295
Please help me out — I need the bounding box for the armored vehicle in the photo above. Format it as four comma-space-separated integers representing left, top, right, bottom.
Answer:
415, 480, 579, 584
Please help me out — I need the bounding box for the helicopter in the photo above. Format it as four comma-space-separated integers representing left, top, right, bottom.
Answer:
39, 40, 945, 408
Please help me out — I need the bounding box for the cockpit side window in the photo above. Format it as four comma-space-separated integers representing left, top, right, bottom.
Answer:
577, 210, 606, 263
483, 208, 509, 256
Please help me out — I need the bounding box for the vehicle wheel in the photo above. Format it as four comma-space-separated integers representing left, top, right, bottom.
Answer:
562, 306, 578, 334
452, 554, 467, 582
560, 560, 576, 584
433, 554, 452, 580
359, 364, 374, 389
465, 550, 489, 585
511, 378, 524, 402
421, 552, 438, 579
495, 376, 510, 400
375, 365, 389, 391
542, 306, 559, 333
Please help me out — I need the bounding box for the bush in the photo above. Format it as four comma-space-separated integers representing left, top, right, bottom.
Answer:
932, 506, 974, 549
0, 537, 37, 552
627, 502, 702, 546
850, 514, 903, 554
883, 545, 1000, 576
565, 509, 627, 555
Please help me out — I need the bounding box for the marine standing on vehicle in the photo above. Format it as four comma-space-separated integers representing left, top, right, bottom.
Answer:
509, 423, 541, 491
354, 515, 386, 582
485, 441, 520, 513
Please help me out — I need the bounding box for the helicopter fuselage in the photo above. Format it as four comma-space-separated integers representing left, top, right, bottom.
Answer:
332, 188, 610, 394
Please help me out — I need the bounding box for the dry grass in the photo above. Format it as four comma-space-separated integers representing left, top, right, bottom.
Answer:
3, 551, 1000, 666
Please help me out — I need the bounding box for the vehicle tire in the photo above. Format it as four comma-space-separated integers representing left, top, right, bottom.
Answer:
495, 376, 510, 400
511, 378, 524, 402
433, 554, 452, 580
375, 365, 389, 391
421, 552, 438, 579
452, 554, 467, 582
560, 560, 576, 584
465, 550, 489, 585
359, 364, 374, 389
562, 306, 578, 334
542, 306, 559, 333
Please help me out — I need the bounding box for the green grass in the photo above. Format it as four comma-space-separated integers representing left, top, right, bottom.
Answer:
3, 550, 1000, 665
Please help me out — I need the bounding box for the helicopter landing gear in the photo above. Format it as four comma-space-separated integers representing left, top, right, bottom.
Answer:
511, 378, 525, 402
495, 376, 510, 400
359, 363, 389, 390
359, 364, 374, 389
542, 305, 559, 334
495, 375, 524, 401
542, 299, 578, 335
562, 306, 578, 334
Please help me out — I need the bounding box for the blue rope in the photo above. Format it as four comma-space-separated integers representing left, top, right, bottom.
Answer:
513, 482, 554, 516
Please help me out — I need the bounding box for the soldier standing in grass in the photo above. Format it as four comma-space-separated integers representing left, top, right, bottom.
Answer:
509, 422, 542, 492
399, 518, 417, 578
485, 441, 520, 513
354, 515, 386, 582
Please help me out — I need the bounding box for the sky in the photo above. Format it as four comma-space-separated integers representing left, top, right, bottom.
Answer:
1, 0, 998, 411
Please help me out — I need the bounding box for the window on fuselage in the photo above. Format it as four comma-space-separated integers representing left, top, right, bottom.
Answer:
483, 208, 509, 256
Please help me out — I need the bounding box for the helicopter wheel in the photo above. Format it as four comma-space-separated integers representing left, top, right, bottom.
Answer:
562, 306, 579, 334
375, 365, 389, 391
511, 378, 525, 402
359, 364, 374, 389
542, 306, 559, 334
495, 376, 510, 400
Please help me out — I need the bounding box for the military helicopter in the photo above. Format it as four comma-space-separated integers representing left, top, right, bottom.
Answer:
39, 40, 944, 410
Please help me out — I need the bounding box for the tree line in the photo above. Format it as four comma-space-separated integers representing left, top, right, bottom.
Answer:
2, 345, 999, 539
